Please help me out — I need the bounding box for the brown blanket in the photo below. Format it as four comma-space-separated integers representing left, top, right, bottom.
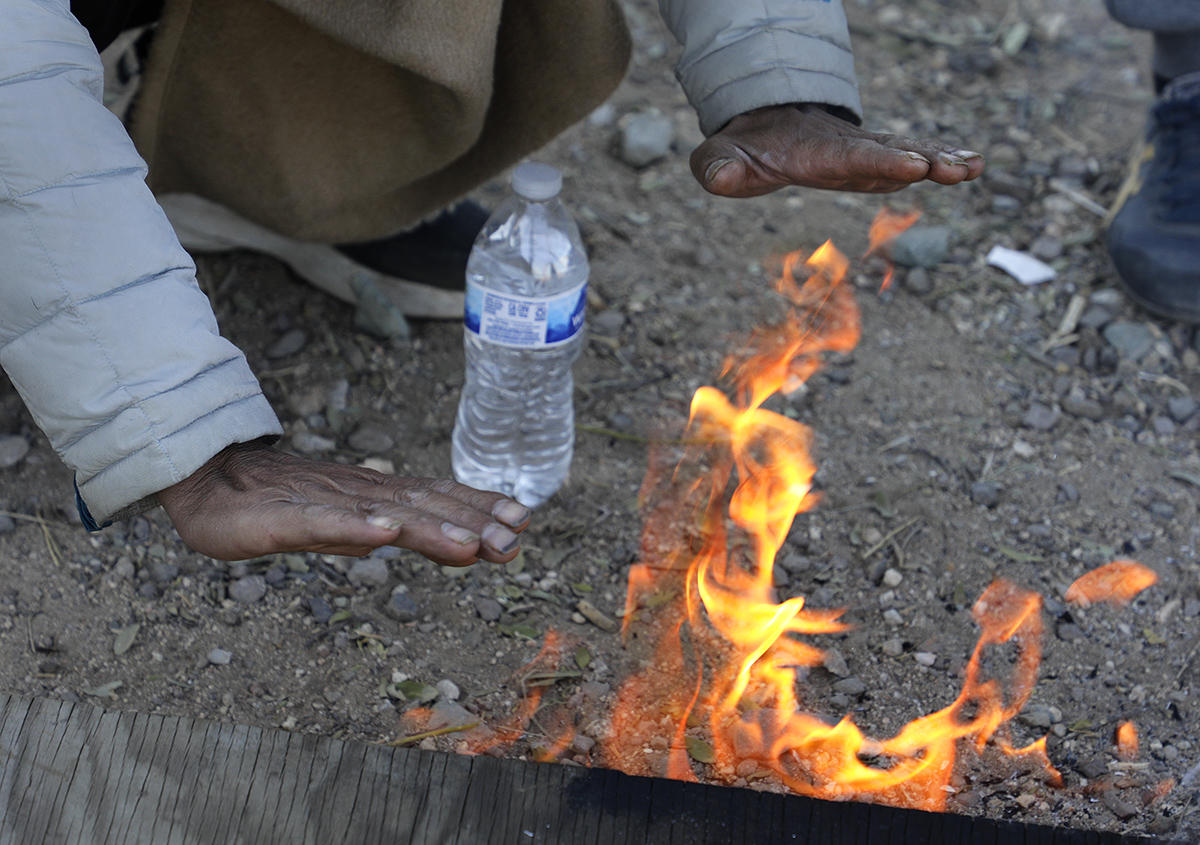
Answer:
131, 0, 630, 241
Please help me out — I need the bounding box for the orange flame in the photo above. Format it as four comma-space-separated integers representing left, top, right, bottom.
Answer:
1116, 721, 1139, 761
863, 207, 922, 291
1065, 560, 1157, 608
604, 234, 1065, 811
466, 631, 569, 755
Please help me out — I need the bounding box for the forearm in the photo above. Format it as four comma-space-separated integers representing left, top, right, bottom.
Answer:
0, 0, 281, 524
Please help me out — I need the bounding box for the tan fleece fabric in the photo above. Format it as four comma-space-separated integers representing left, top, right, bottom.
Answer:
130, 0, 631, 242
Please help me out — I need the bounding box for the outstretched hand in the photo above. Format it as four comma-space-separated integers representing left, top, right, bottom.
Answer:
157, 440, 530, 564
691, 104, 984, 196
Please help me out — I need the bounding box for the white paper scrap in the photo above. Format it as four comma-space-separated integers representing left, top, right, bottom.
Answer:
986, 245, 1056, 286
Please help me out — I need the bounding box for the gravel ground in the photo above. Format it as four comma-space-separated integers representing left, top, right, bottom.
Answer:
2, 0, 1199, 839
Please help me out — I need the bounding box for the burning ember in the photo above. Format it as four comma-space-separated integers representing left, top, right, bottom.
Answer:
451, 212, 1165, 815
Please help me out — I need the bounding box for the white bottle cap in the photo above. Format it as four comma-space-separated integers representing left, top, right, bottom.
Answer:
512, 161, 563, 201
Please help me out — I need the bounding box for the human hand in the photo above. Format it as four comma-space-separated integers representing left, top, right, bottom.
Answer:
691, 104, 984, 196
157, 439, 530, 564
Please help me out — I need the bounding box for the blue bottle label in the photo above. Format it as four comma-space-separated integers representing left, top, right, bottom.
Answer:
464, 279, 587, 348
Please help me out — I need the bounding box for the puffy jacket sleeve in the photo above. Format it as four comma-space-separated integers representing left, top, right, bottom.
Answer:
658, 0, 862, 136
0, 0, 282, 524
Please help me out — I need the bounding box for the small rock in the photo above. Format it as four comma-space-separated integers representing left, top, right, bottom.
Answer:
229, 575, 268, 604
436, 679, 461, 701
1078, 304, 1114, 330
474, 596, 503, 622
1101, 789, 1140, 821
1061, 394, 1105, 421
618, 110, 674, 168
323, 688, 343, 704
970, 480, 1002, 507
883, 609, 903, 626
903, 267, 932, 295
266, 328, 307, 359
1022, 403, 1060, 431
1103, 321, 1155, 361
148, 561, 179, 584
591, 310, 625, 336
881, 638, 904, 657
891, 225, 951, 268
572, 735, 596, 754
1019, 704, 1055, 729
307, 596, 333, 624
1075, 756, 1108, 780
350, 275, 411, 340
832, 677, 866, 697
348, 557, 390, 588
1151, 415, 1177, 436
0, 436, 30, 469
264, 565, 288, 587
1167, 396, 1197, 423
1056, 622, 1085, 642
426, 701, 476, 731
587, 103, 617, 127
136, 582, 159, 599
291, 431, 337, 455
0, 514, 13, 535
114, 557, 135, 579
208, 648, 232, 666
821, 648, 850, 677
1148, 500, 1176, 520
991, 195, 1021, 215
914, 652, 937, 667
385, 585, 419, 623
881, 568, 903, 588
348, 424, 395, 455
1012, 439, 1036, 458
1057, 482, 1080, 503
1029, 235, 1063, 261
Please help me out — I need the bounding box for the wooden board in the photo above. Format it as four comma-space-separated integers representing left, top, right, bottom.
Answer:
0, 694, 1165, 844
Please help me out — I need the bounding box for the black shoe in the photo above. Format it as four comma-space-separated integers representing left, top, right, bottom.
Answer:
335, 202, 489, 292
1106, 71, 1200, 323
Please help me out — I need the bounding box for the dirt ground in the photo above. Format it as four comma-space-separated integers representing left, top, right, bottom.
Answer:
2, 0, 1199, 839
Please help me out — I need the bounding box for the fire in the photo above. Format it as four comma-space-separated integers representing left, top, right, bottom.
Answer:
1116, 721, 1138, 760
864, 207, 922, 291
603, 228, 1068, 811
1065, 560, 1157, 608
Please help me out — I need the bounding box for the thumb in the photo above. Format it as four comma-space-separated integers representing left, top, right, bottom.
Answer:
690, 137, 751, 197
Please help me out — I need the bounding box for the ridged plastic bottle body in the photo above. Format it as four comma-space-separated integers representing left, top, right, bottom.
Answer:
451, 192, 588, 507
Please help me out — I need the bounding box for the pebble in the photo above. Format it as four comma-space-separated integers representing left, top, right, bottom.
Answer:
1101, 789, 1139, 820
882, 638, 904, 657
1057, 482, 1080, 503
587, 103, 617, 127
821, 648, 850, 677
436, 679, 460, 701
832, 677, 866, 697
1151, 415, 1176, 436
1078, 304, 1114, 330
881, 568, 903, 588
914, 652, 937, 667
348, 557, 389, 588
264, 565, 287, 587
266, 328, 307, 359
1018, 704, 1059, 728
902, 266, 932, 295
307, 596, 333, 623
991, 195, 1021, 214
474, 596, 503, 622
1022, 403, 1060, 431
0, 436, 30, 469
1167, 396, 1197, 423
572, 735, 596, 754
426, 701, 475, 731
208, 648, 232, 666
970, 480, 1002, 507
1029, 235, 1063, 261
114, 557, 135, 579
385, 585, 419, 623
1075, 756, 1108, 780
291, 431, 337, 455
148, 561, 179, 584
1061, 394, 1105, 421
137, 583, 159, 599
229, 575, 268, 604
1011, 439, 1036, 458
1056, 622, 1085, 642
348, 424, 395, 455
591, 310, 625, 336
0, 514, 12, 535
883, 609, 903, 626
1148, 500, 1176, 520
891, 225, 950, 268
618, 110, 674, 168
1103, 321, 1155, 361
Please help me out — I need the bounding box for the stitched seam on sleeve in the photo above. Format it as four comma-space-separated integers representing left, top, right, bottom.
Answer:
676, 26, 853, 79
55, 354, 247, 453
696, 67, 857, 109
80, 393, 274, 486
0, 165, 183, 483
8, 166, 147, 200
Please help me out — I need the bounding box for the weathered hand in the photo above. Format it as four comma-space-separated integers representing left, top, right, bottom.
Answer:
157, 439, 530, 564
691, 104, 984, 196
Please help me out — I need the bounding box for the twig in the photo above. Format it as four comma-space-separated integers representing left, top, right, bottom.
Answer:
385, 721, 480, 747
0, 510, 70, 527
37, 513, 64, 568
1047, 177, 1108, 218
1176, 635, 1200, 685
860, 517, 920, 562
1048, 125, 1089, 155
1137, 371, 1190, 396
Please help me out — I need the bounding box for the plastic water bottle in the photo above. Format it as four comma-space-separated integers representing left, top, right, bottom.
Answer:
451, 162, 588, 507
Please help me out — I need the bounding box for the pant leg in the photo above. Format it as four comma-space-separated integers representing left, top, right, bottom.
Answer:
1105, 0, 1200, 80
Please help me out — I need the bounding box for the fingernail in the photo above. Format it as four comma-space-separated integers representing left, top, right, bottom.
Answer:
938, 152, 968, 168
704, 158, 736, 184
903, 151, 931, 164
953, 149, 983, 160
441, 522, 479, 545
367, 515, 402, 533
492, 500, 530, 527
482, 523, 520, 554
